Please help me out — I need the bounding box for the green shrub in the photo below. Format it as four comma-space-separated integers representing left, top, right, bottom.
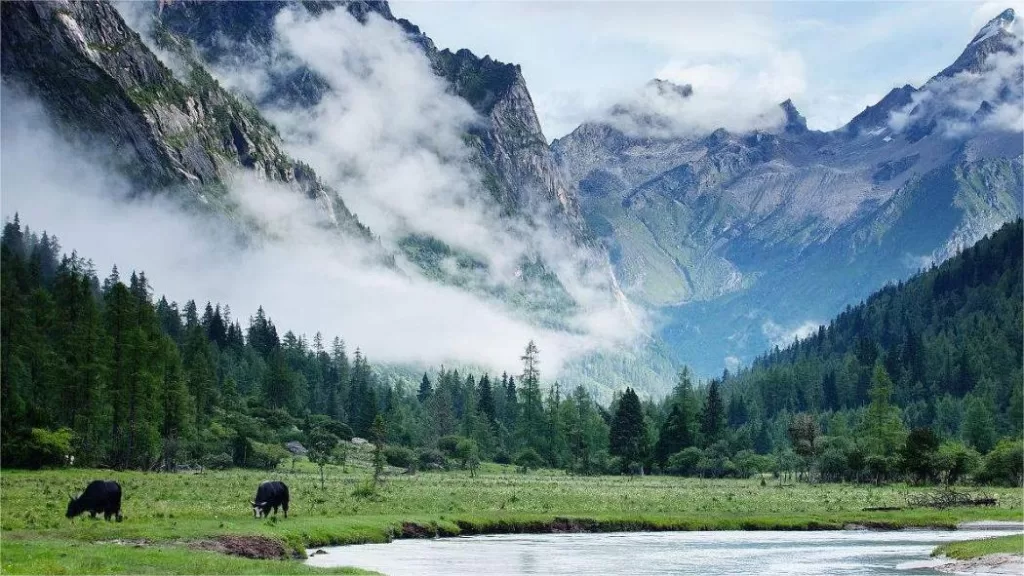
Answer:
202, 452, 234, 470
384, 446, 416, 471
14, 428, 76, 470
934, 441, 980, 485
513, 448, 543, 473
437, 435, 464, 457
666, 447, 701, 476
417, 448, 446, 470
975, 439, 1023, 486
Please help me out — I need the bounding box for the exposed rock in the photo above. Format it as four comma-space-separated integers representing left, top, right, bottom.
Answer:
1, 0, 370, 238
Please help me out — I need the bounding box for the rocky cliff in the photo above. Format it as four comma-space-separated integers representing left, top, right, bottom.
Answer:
1, 0, 369, 237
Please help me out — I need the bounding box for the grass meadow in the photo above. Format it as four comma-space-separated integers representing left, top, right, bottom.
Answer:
2, 458, 1021, 574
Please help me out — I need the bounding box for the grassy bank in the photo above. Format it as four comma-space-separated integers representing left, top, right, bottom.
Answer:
2, 463, 1021, 574
933, 534, 1024, 559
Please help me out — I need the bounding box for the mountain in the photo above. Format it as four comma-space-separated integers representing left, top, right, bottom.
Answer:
155, 0, 585, 238
0, 0, 676, 398
722, 219, 1022, 434
552, 10, 1023, 375
0, 0, 369, 238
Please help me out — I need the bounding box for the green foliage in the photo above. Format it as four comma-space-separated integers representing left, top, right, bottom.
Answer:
666, 447, 702, 475
201, 452, 234, 470
933, 441, 980, 485
9, 428, 76, 470
974, 439, 1024, 486
417, 448, 447, 470
513, 448, 543, 473
383, 446, 416, 471
609, 387, 650, 473
933, 534, 1024, 560
900, 428, 940, 484
307, 428, 340, 489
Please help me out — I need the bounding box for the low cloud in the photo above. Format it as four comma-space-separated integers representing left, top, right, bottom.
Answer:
761, 319, 820, 348
596, 50, 805, 139
889, 40, 1023, 138
1, 4, 646, 380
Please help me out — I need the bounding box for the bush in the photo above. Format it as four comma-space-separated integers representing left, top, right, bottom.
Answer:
493, 451, 511, 465
819, 448, 848, 481
417, 448, 446, 470
306, 416, 353, 442
975, 440, 1023, 486
934, 441, 980, 485
437, 435, 464, 457
513, 448, 543, 473
202, 452, 234, 470
233, 437, 288, 470
454, 439, 479, 469
666, 447, 701, 476
13, 428, 76, 469
384, 446, 416, 471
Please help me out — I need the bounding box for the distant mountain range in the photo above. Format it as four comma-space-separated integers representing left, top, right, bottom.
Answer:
553, 8, 1023, 375
2, 1, 1020, 394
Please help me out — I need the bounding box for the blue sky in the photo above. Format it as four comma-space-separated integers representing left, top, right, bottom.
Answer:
392, 1, 1021, 139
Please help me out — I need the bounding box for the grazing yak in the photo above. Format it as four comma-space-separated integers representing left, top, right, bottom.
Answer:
66, 480, 122, 521
251, 481, 289, 518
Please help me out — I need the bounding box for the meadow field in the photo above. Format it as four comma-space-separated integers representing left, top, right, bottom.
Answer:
2, 459, 1022, 574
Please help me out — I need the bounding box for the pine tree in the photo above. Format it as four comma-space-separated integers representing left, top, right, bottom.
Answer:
477, 374, 496, 426
863, 362, 907, 457
518, 341, 543, 453
609, 387, 649, 473
654, 404, 692, 466
700, 380, 726, 446
962, 393, 997, 453
418, 372, 432, 403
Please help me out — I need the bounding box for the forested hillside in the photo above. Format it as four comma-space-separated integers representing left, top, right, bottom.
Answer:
643, 219, 1023, 485
0, 215, 609, 472
725, 218, 1022, 434
1, 216, 1020, 486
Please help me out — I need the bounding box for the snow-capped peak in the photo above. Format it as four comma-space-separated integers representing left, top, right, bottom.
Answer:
971, 8, 1017, 45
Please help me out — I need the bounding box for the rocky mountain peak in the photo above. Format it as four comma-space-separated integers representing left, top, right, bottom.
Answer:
936, 6, 1021, 79
971, 8, 1017, 45
779, 99, 807, 134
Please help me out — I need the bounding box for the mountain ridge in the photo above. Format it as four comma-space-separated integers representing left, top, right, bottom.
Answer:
553, 8, 1023, 375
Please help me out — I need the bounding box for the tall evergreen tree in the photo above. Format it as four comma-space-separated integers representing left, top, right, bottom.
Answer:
609, 387, 649, 473
700, 380, 726, 446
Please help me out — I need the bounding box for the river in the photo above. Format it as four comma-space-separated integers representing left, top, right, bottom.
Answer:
305, 525, 1022, 575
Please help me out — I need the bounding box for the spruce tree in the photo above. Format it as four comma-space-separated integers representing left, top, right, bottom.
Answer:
609, 387, 649, 473
418, 372, 432, 403
700, 380, 726, 446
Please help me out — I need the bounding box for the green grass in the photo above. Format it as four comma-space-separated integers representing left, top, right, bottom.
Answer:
933, 534, 1024, 560
2, 462, 1021, 574
0, 540, 369, 575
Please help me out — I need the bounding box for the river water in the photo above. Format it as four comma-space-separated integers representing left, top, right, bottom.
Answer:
306, 525, 1022, 575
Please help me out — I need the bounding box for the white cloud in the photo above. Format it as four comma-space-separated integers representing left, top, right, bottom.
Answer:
608, 49, 806, 138
889, 46, 1024, 137
761, 319, 821, 348
0, 4, 647, 379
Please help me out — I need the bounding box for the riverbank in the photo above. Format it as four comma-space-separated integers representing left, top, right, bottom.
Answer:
929, 534, 1024, 575
2, 466, 1021, 574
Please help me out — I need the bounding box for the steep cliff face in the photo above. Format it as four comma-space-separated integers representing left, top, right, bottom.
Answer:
156, 0, 585, 238
1, 0, 368, 236
438, 50, 583, 232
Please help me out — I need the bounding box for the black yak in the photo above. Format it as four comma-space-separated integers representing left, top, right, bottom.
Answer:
251, 481, 289, 518
66, 480, 122, 521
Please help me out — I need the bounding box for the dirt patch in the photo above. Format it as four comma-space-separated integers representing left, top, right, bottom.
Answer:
934, 553, 1024, 575
400, 522, 438, 538
98, 539, 150, 547
189, 535, 290, 560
